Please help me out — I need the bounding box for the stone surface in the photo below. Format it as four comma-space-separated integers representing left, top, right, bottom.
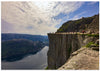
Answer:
86, 30, 92, 34
90, 44, 97, 47
83, 37, 94, 44
58, 48, 99, 70
47, 33, 81, 69
47, 33, 99, 69
95, 39, 99, 45
92, 47, 99, 51
47, 14, 99, 70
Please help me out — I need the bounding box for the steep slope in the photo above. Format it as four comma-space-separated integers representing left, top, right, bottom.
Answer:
57, 14, 99, 33
47, 34, 81, 69
47, 14, 99, 70
2, 39, 45, 61
47, 33, 99, 69
87, 14, 99, 34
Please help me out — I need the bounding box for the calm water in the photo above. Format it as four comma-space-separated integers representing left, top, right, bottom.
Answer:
2, 46, 49, 70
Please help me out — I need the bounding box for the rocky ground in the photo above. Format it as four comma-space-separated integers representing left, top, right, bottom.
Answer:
58, 47, 99, 70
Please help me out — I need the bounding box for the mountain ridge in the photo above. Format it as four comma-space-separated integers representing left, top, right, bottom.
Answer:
57, 14, 99, 34
2, 33, 48, 42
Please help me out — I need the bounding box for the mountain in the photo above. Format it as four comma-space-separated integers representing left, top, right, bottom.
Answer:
2, 33, 48, 42
1, 33, 49, 61
57, 14, 99, 34
2, 39, 46, 61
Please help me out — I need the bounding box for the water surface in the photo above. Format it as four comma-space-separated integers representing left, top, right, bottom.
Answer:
2, 46, 49, 70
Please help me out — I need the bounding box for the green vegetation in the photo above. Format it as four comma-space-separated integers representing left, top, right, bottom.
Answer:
57, 14, 99, 33
80, 34, 99, 37
86, 42, 94, 47
57, 23, 69, 32
86, 42, 99, 48
58, 29, 64, 32
45, 66, 48, 70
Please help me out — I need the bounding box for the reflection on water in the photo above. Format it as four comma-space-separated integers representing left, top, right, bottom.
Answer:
2, 46, 49, 70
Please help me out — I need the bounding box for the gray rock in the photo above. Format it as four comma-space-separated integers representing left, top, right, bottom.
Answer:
47, 33, 81, 69
58, 48, 99, 70
90, 44, 96, 47
92, 47, 99, 51
83, 37, 93, 45
95, 39, 99, 45
86, 30, 91, 34
47, 33, 99, 69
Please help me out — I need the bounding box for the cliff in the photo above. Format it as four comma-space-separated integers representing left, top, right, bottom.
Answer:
58, 47, 99, 70
48, 33, 80, 69
47, 14, 99, 70
47, 33, 98, 69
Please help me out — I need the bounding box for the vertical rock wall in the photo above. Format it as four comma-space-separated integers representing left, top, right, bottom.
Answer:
47, 33, 81, 69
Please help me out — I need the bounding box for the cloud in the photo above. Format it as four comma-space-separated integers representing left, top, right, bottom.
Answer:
1, 1, 84, 35
87, 2, 97, 5
71, 11, 86, 20
52, 2, 84, 16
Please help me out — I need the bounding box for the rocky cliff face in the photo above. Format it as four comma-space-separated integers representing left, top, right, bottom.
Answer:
47, 33, 98, 69
48, 33, 81, 69
47, 14, 99, 69
58, 47, 99, 70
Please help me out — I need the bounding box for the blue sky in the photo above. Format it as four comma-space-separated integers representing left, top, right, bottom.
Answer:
1, 1, 99, 35
55, 2, 99, 28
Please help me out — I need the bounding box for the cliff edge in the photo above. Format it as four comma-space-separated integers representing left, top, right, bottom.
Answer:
47, 14, 99, 70
58, 47, 99, 70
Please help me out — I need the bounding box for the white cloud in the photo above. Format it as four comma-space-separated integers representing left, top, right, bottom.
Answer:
52, 2, 84, 16
1, 1, 84, 35
71, 11, 86, 20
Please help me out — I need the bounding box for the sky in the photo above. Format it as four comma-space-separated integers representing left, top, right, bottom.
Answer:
1, 1, 99, 35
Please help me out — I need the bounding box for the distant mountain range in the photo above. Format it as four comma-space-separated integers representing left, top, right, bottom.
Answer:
2, 33, 48, 42
1, 33, 49, 62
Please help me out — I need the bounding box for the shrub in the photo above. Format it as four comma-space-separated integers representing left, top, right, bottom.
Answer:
58, 29, 63, 32
86, 42, 94, 47
80, 34, 99, 37
86, 34, 99, 37
86, 42, 99, 48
